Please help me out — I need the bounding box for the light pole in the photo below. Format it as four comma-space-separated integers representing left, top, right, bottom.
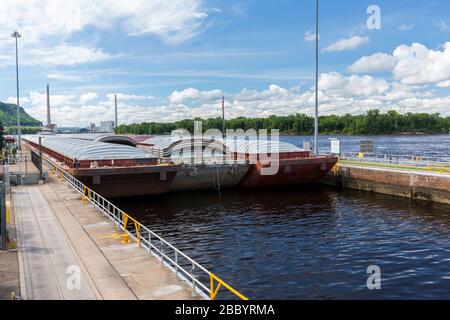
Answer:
11, 31, 22, 150
314, 0, 319, 156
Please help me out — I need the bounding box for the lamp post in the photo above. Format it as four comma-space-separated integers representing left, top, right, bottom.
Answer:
11, 31, 21, 150
314, 0, 319, 156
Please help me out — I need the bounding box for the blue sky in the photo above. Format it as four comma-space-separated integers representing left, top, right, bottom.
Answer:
0, 0, 449, 126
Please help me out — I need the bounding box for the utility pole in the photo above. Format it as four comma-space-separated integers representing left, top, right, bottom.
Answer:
38, 137, 43, 181
221, 96, 225, 139
11, 31, 22, 150
0, 182, 7, 251
46, 84, 51, 126
314, 0, 319, 156
114, 94, 118, 128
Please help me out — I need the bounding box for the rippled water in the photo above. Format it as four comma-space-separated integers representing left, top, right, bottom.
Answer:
116, 187, 450, 300
115, 135, 450, 300
283, 134, 450, 161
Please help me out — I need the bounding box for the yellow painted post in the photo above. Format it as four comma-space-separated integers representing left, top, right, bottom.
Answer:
210, 274, 214, 299
6, 201, 10, 225
122, 214, 131, 244
82, 186, 87, 203
135, 222, 141, 245
209, 273, 247, 300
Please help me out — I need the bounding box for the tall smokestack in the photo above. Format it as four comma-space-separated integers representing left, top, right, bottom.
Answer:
46, 84, 51, 126
114, 94, 118, 128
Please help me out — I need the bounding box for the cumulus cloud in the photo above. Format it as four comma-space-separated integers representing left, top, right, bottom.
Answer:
323, 36, 369, 53
80, 92, 99, 103
393, 42, 450, 85
348, 42, 450, 86
319, 73, 390, 97
348, 53, 399, 73
14, 74, 450, 127
168, 88, 223, 104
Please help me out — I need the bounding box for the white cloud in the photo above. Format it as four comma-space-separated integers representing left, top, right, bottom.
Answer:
348, 53, 399, 73
323, 36, 369, 53
393, 42, 450, 85
13, 74, 450, 127
169, 88, 223, 104
0, 42, 112, 67
24, 44, 112, 66
6, 96, 30, 105
319, 73, 390, 97
106, 93, 155, 101
0, 0, 209, 67
348, 42, 450, 86
437, 80, 450, 88
80, 92, 99, 103
304, 31, 320, 42
0, 0, 208, 44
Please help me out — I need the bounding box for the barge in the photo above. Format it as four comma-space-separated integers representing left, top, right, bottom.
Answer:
23, 136, 177, 198
22, 134, 338, 198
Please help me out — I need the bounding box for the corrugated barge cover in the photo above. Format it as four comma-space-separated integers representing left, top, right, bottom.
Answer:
143, 136, 228, 157
223, 139, 304, 154
25, 136, 152, 160
143, 136, 302, 155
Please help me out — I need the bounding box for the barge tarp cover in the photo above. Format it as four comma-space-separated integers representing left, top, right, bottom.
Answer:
23, 135, 153, 160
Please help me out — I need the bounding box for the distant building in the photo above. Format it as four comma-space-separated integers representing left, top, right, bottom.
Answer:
98, 121, 115, 133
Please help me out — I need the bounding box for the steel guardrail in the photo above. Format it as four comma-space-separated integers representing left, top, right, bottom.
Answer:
339, 152, 450, 174
32, 147, 248, 301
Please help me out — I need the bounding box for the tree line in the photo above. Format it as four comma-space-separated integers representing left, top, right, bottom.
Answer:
116, 110, 450, 135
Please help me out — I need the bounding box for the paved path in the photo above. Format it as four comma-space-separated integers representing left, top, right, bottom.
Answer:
14, 187, 99, 300
0, 252, 20, 300
13, 180, 197, 300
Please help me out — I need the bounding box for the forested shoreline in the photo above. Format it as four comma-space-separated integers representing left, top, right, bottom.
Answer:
116, 110, 450, 135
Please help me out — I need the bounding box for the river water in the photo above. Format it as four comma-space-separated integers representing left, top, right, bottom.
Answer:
283, 134, 450, 160
115, 135, 450, 300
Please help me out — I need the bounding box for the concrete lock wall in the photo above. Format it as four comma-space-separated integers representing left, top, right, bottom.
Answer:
322, 165, 450, 205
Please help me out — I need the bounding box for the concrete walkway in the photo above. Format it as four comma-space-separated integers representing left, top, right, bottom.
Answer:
14, 187, 99, 300
13, 179, 197, 300
0, 252, 20, 300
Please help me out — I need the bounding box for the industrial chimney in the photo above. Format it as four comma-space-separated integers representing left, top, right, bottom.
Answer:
46, 84, 51, 126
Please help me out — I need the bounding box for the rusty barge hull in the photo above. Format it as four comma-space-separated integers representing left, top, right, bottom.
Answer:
70, 166, 178, 198
240, 157, 339, 189
169, 164, 250, 192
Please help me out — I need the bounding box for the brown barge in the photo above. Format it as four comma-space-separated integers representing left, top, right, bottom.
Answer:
23, 135, 177, 198
22, 134, 338, 197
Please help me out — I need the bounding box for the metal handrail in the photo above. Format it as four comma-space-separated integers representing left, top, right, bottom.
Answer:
340, 152, 450, 172
340, 152, 450, 168
39, 151, 247, 301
